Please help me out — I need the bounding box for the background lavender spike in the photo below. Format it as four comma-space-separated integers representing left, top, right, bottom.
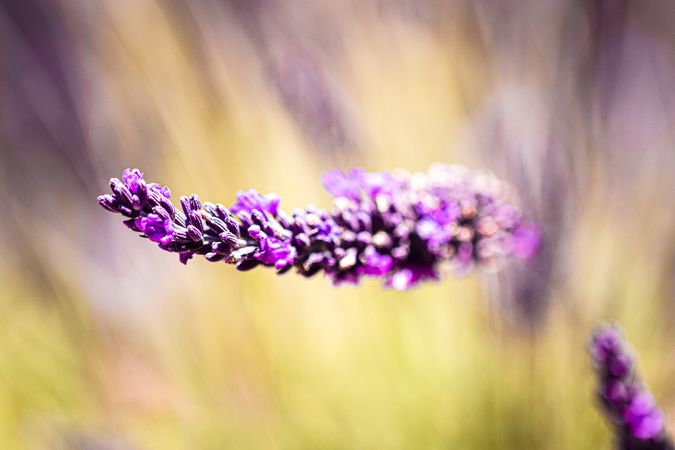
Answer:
590, 325, 674, 450
98, 165, 540, 289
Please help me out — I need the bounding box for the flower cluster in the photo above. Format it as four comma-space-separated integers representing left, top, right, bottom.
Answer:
590, 325, 673, 450
98, 165, 540, 289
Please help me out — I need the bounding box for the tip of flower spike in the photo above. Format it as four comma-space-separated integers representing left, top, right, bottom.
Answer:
122, 168, 144, 193
97, 194, 117, 212
590, 324, 625, 361
122, 167, 143, 179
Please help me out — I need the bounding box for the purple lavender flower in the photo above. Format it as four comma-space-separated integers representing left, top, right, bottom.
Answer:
321, 168, 367, 200
134, 214, 174, 246
98, 165, 539, 289
247, 224, 296, 270
590, 325, 673, 450
231, 189, 280, 216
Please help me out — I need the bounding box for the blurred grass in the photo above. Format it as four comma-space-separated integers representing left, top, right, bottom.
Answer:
3, 230, 671, 449
0, 1, 673, 449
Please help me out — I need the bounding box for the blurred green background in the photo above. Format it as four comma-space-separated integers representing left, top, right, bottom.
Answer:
0, 1, 674, 449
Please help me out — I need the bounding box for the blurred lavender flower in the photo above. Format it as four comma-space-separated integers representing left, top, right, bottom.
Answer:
98, 165, 539, 289
590, 325, 673, 450
231, 189, 280, 216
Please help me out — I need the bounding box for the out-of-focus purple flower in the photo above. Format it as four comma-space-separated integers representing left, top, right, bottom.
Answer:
510, 222, 541, 260
231, 189, 280, 216
321, 168, 365, 201
590, 324, 673, 450
624, 393, 667, 441
98, 165, 540, 289
386, 266, 438, 291
314, 164, 540, 287
415, 217, 450, 248
322, 168, 402, 200
360, 249, 394, 277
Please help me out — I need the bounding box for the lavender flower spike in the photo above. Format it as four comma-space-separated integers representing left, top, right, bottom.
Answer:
590, 324, 673, 450
98, 165, 540, 289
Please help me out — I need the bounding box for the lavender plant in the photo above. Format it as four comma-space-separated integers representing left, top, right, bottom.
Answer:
98, 165, 539, 289
590, 325, 673, 450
